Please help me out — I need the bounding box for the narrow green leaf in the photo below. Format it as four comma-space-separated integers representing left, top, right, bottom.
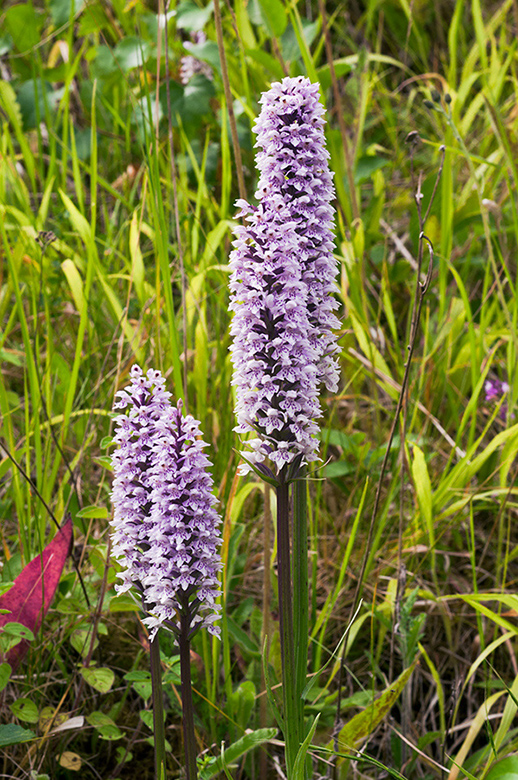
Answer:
61, 259, 85, 317
0, 663, 12, 691
257, 0, 287, 37
129, 210, 145, 304
226, 615, 260, 658
59, 190, 94, 249
411, 444, 434, 554
293, 714, 320, 779
76, 506, 108, 519
333, 659, 418, 759
199, 728, 277, 779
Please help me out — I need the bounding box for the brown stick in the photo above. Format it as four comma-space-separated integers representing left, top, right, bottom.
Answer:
213, 0, 247, 201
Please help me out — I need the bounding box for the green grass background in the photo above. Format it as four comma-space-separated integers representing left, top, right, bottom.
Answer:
1, 0, 518, 777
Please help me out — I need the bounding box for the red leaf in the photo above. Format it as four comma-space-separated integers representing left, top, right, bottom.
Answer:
0, 519, 73, 670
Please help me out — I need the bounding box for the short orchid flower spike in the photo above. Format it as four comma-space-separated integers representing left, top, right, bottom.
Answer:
110, 366, 223, 640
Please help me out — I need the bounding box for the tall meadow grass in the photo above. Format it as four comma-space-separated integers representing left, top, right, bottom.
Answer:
1, 0, 518, 777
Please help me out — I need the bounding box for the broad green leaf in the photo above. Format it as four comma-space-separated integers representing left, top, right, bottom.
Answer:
355, 156, 389, 184
323, 461, 355, 478
9, 699, 39, 724
1, 623, 35, 641
96, 725, 122, 741
333, 659, 418, 759
4, 4, 43, 52
162, 665, 181, 685
245, 48, 285, 81
140, 710, 162, 730
123, 670, 151, 682
199, 728, 278, 779
0, 724, 36, 746
108, 594, 140, 613
234, 0, 256, 47
95, 455, 114, 471
87, 712, 122, 741
176, 0, 214, 31
16, 80, 57, 130
80, 666, 115, 694
49, 0, 85, 26
133, 681, 152, 700
87, 711, 115, 728
281, 18, 319, 62
228, 681, 256, 730
114, 37, 151, 71
92, 45, 118, 78
0, 35, 11, 56
115, 745, 133, 765
486, 756, 518, 780
182, 42, 220, 71
78, 1, 109, 35
70, 626, 98, 657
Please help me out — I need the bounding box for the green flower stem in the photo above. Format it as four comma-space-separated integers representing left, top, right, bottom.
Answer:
276, 475, 299, 776
179, 613, 198, 780
150, 634, 166, 780
293, 471, 308, 755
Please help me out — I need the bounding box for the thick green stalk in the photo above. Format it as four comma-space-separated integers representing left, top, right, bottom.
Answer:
179, 614, 198, 780
276, 476, 299, 775
150, 634, 166, 780
293, 471, 308, 750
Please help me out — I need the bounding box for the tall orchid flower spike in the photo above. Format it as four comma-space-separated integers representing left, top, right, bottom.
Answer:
229, 76, 340, 479
110, 365, 222, 640
110, 366, 222, 780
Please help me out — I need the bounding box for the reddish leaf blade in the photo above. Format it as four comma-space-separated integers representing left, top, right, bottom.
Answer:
0, 519, 73, 670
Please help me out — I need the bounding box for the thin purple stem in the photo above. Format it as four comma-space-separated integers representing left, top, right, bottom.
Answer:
150, 633, 166, 779
180, 610, 198, 780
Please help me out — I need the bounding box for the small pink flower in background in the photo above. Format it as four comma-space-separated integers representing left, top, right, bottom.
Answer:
484, 377, 511, 420
180, 31, 213, 85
